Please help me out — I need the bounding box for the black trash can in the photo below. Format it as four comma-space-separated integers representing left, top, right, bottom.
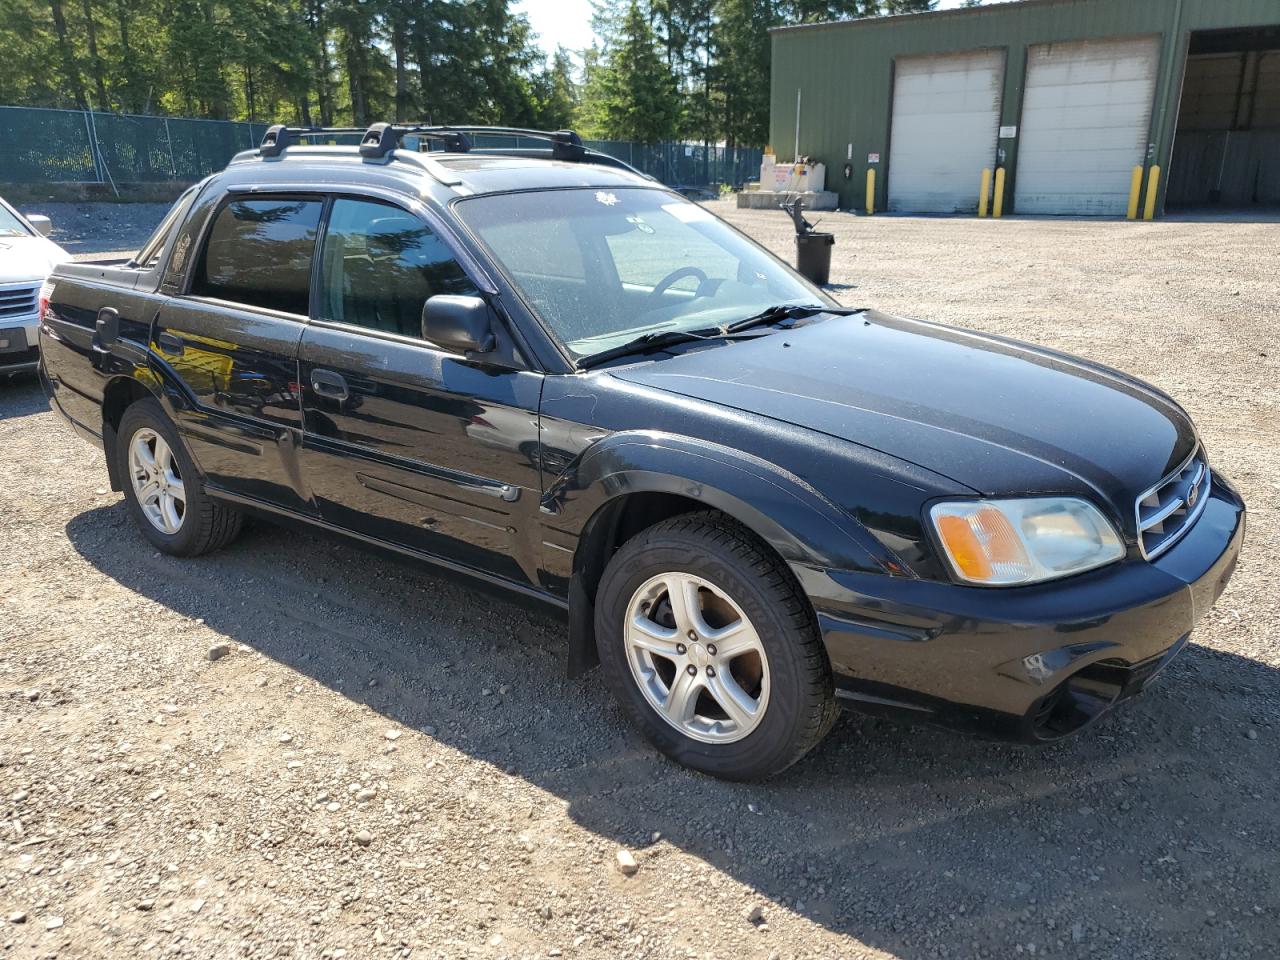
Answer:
795, 231, 835, 286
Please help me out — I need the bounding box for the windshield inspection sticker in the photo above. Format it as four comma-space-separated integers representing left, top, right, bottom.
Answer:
661, 202, 713, 223
595, 191, 620, 206
626, 216, 655, 234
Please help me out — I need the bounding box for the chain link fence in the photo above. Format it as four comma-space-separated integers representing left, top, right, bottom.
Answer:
0, 107, 269, 187
0, 106, 761, 192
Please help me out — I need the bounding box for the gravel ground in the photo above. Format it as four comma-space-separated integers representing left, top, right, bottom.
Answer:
15, 202, 173, 259
2, 202, 1279, 960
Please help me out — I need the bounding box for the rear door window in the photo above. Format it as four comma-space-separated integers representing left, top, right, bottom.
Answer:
191, 197, 323, 315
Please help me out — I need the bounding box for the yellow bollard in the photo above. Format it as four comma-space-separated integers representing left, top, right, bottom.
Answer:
1143, 165, 1161, 221
978, 168, 992, 218
992, 167, 1006, 218
865, 168, 876, 216
1127, 165, 1144, 220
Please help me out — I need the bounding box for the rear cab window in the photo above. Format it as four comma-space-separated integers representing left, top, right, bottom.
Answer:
133, 185, 199, 270
191, 197, 324, 315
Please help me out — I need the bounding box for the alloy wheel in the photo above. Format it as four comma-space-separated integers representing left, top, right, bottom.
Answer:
128, 427, 186, 535
624, 572, 770, 744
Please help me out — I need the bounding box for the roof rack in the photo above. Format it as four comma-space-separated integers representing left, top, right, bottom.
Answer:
359, 124, 587, 162
359, 122, 474, 156
259, 124, 366, 158
258, 121, 648, 179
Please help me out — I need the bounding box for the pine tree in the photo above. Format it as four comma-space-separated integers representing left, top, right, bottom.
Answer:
651, 0, 715, 142
709, 0, 776, 148
167, 0, 233, 118
47, 0, 90, 108
587, 1, 681, 142
531, 46, 578, 130
588, 0, 631, 49
575, 42, 608, 136
0, 0, 65, 106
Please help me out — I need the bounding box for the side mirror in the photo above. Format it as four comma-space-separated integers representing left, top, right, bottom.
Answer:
421, 295, 495, 354
28, 214, 52, 237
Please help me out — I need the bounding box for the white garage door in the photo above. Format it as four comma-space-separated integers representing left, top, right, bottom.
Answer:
1015, 37, 1160, 215
888, 49, 1004, 214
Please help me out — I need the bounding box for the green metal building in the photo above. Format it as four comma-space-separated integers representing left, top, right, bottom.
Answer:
769, 0, 1280, 216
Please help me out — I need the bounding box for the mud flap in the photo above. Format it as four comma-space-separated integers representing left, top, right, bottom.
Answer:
566, 573, 599, 677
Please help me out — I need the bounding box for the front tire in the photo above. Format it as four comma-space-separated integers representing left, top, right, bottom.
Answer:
595, 512, 836, 780
116, 398, 242, 557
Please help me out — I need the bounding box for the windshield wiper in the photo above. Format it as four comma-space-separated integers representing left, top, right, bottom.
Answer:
575, 327, 721, 369
722, 303, 867, 334
574, 304, 869, 370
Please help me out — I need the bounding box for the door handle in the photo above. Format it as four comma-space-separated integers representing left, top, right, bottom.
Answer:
311, 368, 349, 401
156, 331, 184, 356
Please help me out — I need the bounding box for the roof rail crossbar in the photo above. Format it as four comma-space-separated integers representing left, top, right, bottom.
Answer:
413, 129, 473, 153
260, 124, 367, 157
433, 126, 586, 160
354, 123, 591, 161
359, 123, 480, 158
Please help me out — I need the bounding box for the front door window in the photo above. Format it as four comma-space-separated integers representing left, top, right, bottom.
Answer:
318, 198, 478, 340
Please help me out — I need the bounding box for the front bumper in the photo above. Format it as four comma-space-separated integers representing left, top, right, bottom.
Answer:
806, 475, 1246, 742
0, 318, 39, 373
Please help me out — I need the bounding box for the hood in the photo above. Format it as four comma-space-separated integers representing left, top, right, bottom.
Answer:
610, 311, 1197, 530
0, 234, 70, 285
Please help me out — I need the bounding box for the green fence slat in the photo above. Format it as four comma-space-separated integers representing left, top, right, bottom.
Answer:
0, 106, 97, 182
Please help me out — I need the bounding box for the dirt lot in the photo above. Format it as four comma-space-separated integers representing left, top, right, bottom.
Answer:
2, 204, 1278, 960
17, 202, 174, 259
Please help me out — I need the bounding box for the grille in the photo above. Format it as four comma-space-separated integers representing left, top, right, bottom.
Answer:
0, 283, 39, 320
1135, 449, 1210, 560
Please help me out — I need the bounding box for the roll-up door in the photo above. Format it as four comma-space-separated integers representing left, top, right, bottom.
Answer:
1015, 37, 1161, 215
887, 49, 1005, 214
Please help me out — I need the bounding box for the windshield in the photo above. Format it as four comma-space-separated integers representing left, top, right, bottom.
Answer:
0, 202, 32, 238
455, 188, 830, 357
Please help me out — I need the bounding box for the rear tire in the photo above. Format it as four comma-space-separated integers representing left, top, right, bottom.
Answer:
116, 398, 242, 557
595, 511, 836, 780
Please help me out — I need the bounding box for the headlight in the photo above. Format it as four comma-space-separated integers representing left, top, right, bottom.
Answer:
929, 498, 1124, 586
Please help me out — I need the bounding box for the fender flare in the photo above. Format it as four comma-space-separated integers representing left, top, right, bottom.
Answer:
543, 431, 914, 676
545, 430, 908, 576
100, 360, 205, 491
